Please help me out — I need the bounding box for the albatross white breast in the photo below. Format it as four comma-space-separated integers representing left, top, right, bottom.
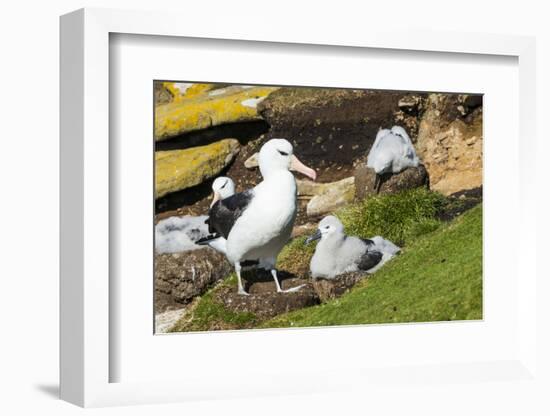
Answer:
206, 138, 317, 295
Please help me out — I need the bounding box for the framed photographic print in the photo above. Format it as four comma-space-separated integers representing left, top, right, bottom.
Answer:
60, 7, 541, 409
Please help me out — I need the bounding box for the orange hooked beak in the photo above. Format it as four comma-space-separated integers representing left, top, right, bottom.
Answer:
290, 155, 317, 181
210, 191, 221, 208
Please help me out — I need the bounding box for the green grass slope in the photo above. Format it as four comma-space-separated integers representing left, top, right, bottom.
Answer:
169, 189, 482, 333
265, 204, 483, 328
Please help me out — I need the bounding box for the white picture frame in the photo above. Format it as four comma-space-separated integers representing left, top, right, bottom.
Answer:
60, 7, 539, 408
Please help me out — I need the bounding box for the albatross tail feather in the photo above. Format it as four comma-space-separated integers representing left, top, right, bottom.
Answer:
196, 234, 221, 245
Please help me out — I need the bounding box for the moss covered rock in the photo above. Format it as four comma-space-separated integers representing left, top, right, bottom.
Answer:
155, 86, 279, 141
155, 139, 240, 198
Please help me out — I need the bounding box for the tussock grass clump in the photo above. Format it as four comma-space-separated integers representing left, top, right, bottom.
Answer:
337, 188, 446, 246
277, 236, 316, 276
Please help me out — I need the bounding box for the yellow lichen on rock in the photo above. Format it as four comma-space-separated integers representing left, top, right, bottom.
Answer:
155, 139, 240, 198
163, 82, 218, 102
155, 86, 279, 141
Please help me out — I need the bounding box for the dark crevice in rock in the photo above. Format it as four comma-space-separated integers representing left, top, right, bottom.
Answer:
155, 163, 233, 215
155, 120, 270, 152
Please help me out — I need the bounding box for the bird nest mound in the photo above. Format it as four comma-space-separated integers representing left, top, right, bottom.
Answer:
214, 269, 371, 319
214, 270, 319, 319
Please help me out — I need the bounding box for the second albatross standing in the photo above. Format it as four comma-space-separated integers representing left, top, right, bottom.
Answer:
206, 139, 317, 295
196, 176, 236, 254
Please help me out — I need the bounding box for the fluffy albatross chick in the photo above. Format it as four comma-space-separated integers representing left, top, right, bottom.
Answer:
206, 138, 317, 295
306, 216, 400, 279
196, 177, 236, 254
366, 126, 420, 193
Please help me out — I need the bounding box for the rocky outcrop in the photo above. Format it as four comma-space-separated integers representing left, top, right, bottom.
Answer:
394, 94, 427, 140
155, 82, 220, 106
155, 139, 240, 198
354, 164, 429, 199
163, 82, 217, 102
155, 86, 279, 141
416, 94, 482, 195
244, 152, 259, 169
154, 81, 174, 105
291, 223, 317, 238
311, 272, 366, 302
306, 177, 355, 217
155, 249, 232, 305
155, 307, 188, 333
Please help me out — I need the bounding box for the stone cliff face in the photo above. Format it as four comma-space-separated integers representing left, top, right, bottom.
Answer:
416, 94, 483, 195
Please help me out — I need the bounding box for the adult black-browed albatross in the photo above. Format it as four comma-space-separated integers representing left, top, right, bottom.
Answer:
367, 126, 420, 193
306, 216, 400, 279
206, 138, 317, 295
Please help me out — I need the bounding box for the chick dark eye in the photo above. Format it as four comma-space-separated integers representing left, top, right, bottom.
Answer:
278, 150, 289, 156
220, 180, 227, 189
325, 226, 330, 230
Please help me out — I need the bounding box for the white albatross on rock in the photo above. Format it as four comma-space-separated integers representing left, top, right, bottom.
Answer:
196, 176, 236, 254
204, 139, 317, 295
306, 216, 400, 279
367, 125, 420, 193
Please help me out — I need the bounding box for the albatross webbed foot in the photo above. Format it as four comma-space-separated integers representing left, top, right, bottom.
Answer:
270, 269, 304, 293
278, 284, 306, 293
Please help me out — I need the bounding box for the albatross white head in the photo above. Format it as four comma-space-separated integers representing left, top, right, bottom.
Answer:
210, 176, 235, 208
258, 138, 317, 181
306, 215, 345, 244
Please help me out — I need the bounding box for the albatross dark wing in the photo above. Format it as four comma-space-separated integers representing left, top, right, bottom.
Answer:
357, 239, 383, 271
207, 189, 254, 239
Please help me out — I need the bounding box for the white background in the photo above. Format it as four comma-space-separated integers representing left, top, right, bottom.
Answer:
1, 1, 549, 415
112, 34, 519, 384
